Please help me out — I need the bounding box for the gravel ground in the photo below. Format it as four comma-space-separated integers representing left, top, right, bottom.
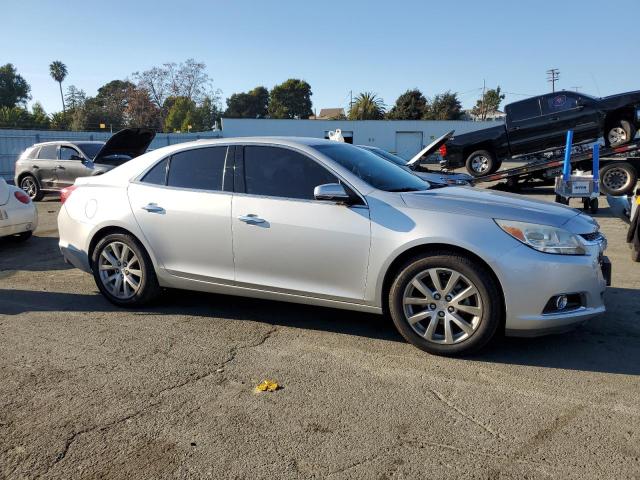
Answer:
1, 189, 639, 480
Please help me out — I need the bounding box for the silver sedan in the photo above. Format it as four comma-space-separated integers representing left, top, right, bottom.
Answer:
57, 138, 609, 355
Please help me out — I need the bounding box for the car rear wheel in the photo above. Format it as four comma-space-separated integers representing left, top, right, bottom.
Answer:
91, 233, 160, 307
20, 175, 44, 201
599, 162, 638, 196
465, 150, 497, 177
388, 252, 501, 356
606, 120, 636, 147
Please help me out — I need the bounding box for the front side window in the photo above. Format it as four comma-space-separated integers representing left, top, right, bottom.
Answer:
314, 143, 428, 192
59, 146, 81, 160
542, 94, 578, 114
167, 146, 228, 191
37, 144, 58, 159
508, 98, 541, 121
243, 146, 339, 200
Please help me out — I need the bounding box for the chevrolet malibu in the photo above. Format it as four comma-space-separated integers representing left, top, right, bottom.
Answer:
57, 138, 610, 355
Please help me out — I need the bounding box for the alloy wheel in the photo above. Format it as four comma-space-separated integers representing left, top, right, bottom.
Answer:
21, 177, 37, 199
402, 267, 483, 344
470, 156, 490, 174
98, 241, 142, 300
608, 127, 627, 145
602, 167, 631, 193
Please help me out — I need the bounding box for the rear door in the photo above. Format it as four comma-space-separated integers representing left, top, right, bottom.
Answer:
231, 145, 371, 301
56, 144, 93, 188
34, 144, 59, 188
128, 145, 235, 282
505, 98, 548, 155
540, 93, 600, 147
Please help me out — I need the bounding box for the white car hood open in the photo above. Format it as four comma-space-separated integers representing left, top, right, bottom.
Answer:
401, 186, 598, 233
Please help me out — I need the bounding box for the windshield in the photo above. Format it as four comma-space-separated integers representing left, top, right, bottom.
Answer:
365, 147, 408, 167
314, 143, 429, 192
76, 143, 105, 160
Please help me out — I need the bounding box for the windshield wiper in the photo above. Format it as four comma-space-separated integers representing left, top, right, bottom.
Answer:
387, 187, 426, 192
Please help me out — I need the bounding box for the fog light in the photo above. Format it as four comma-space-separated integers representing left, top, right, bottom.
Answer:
555, 295, 568, 310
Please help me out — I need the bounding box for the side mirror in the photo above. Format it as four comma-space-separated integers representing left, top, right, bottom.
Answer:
607, 194, 631, 223
314, 183, 350, 203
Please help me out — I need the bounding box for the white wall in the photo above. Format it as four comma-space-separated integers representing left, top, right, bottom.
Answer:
221, 118, 499, 157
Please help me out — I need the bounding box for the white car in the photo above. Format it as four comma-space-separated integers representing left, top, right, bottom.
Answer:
58, 138, 608, 356
0, 177, 38, 241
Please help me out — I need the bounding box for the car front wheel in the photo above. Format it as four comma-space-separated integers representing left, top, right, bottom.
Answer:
91, 233, 160, 307
388, 252, 501, 356
20, 175, 44, 201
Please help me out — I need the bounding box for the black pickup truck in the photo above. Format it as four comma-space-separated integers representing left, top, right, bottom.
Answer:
441, 90, 640, 176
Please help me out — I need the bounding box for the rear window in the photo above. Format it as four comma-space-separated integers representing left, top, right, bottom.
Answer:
37, 144, 57, 159
167, 146, 228, 191
508, 98, 541, 121
141, 158, 168, 185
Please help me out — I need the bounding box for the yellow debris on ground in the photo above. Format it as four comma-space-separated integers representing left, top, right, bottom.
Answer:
255, 380, 280, 392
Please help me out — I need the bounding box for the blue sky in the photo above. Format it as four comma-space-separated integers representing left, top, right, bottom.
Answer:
2, 0, 638, 116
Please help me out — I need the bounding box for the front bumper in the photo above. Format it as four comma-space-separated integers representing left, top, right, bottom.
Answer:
495, 244, 607, 337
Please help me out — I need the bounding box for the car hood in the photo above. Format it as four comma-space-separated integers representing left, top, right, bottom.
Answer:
401, 186, 598, 232
599, 90, 640, 109
0, 178, 9, 205
93, 128, 155, 164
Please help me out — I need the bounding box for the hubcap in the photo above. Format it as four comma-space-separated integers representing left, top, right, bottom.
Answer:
402, 268, 483, 345
602, 167, 631, 192
21, 178, 36, 198
471, 156, 489, 174
98, 241, 142, 300
608, 127, 627, 145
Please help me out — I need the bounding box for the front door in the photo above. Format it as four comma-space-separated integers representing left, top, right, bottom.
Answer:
56, 145, 92, 188
232, 145, 371, 301
128, 145, 235, 282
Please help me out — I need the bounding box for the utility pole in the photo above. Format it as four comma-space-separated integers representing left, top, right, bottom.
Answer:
481, 79, 486, 120
546, 68, 560, 92
349, 90, 353, 113
570, 86, 582, 92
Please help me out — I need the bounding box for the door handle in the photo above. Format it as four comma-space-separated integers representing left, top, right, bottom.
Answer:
142, 203, 165, 213
32, 165, 39, 169
550, 116, 560, 121
238, 214, 265, 224
56, 164, 65, 170
509, 126, 520, 131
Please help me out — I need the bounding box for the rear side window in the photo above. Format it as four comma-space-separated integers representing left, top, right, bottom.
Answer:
542, 94, 578, 114
508, 99, 541, 121
167, 146, 228, 191
141, 158, 168, 185
243, 146, 339, 200
38, 144, 58, 159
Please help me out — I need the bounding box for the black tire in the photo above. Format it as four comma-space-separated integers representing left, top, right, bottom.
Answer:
388, 252, 502, 356
91, 232, 160, 307
555, 194, 569, 205
20, 175, 44, 201
589, 198, 599, 214
465, 150, 496, 177
605, 119, 636, 147
599, 162, 638, 196
8, 231, 32, 242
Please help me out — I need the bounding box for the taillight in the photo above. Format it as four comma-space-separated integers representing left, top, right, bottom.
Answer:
14, 190, 31, 204
60, 185, 78, 204
439, 144, 447, 157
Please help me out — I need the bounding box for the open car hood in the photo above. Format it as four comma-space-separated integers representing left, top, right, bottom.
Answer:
406, 130, 454, 166
93, 128, 155, 164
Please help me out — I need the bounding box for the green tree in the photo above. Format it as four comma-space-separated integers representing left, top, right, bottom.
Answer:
0, 63, 31, 108
268, 79, 313, 119
348, 92, 386, 120
64, 85, 86, 110
225, 86, 269, 118
197, 95, 222, 130
49, 61, 68, 111
424, 91, 463, 120
0, 106, 31, 128
386, 89, 427, 120
164, 96, 197, 132
30, 102, 50, 128
470, 86, 505, 120
50, 111, 73, 130
125, 87, 161, 129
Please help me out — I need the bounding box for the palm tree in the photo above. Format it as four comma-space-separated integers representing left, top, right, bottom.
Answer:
49, 61, 68, 112
348, 92, 385, 120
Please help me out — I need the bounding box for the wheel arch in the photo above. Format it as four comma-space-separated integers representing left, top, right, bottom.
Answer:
604, 107, 636, 130
16, 171, 41, 187
462, 143, 495, 161
379, 242, 506, 326
88, 225, 154, 270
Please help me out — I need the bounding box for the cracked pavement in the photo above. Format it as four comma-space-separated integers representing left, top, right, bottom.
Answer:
1, 192, 640, 479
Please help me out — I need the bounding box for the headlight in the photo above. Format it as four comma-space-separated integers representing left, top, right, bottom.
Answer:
495, 219, 586, 255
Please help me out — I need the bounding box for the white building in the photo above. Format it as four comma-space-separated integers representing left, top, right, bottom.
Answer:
221, 118, 496, 160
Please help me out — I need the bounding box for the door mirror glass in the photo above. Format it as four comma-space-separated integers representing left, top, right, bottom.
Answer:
314, 183, 350, 202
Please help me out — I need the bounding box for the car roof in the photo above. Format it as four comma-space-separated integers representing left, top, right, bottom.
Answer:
32, 140, 105, 146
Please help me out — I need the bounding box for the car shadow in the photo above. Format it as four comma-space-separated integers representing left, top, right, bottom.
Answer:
0, 235, 73, 272
1, 286, 638, 376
